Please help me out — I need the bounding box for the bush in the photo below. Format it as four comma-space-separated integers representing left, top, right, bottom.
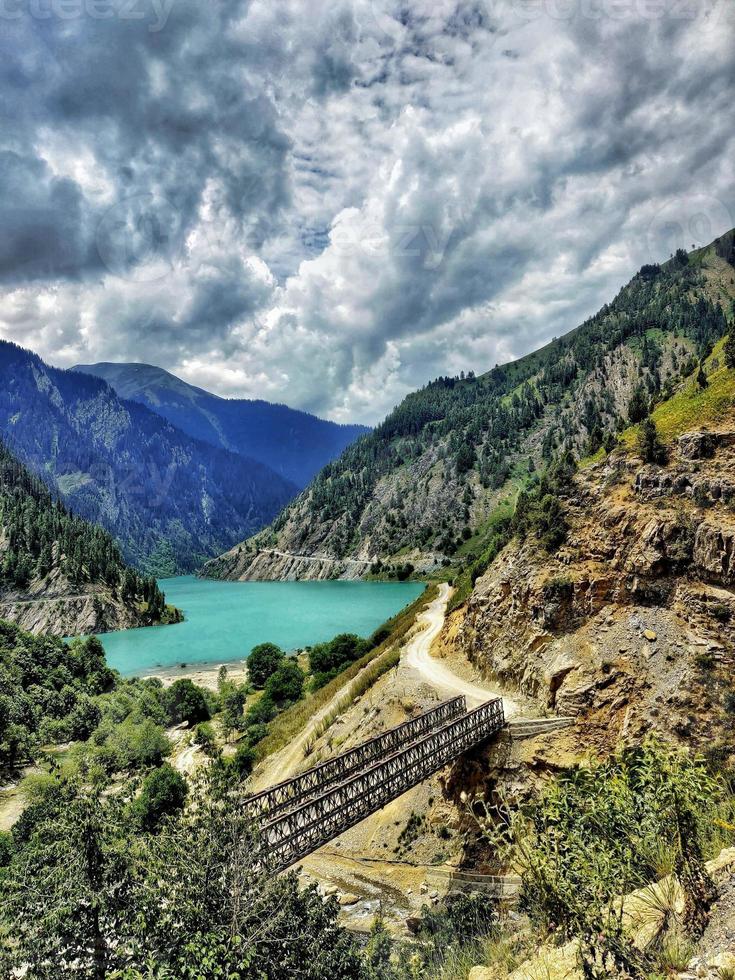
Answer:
244, 694, 277, 727
264, 660, 305, 707
73, 717, 171, 775
166, 679, 210, 726
309, 634, 368, 688
247, 643, 286, 688
194, 722, 217, 756
132, 764, 188, 832
229, 743, 256, 779
244, 723, 269, 747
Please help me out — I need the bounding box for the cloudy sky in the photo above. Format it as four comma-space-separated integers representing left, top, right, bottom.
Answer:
0, 0, 733, 424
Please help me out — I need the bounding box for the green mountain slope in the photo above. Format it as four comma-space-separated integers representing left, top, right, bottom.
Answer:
203, 230, 735, 582
0, 342, 298, 575
72, 361, 369, 489
0, 440, 180, 635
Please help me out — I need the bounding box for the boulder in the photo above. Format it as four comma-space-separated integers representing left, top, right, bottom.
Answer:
337, 893, 359, 906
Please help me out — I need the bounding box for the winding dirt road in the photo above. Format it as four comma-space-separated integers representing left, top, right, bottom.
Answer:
251, 581, 522, 791
404, 582, 521, 719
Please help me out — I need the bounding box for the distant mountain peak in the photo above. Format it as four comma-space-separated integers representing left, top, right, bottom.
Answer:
72, 361, 369, 488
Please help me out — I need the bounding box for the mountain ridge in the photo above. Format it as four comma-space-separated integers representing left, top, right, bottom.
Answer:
72, 361, 370, 489
0, 341, 299, 575
0, 438, 180, 635
202, 229, 735, 583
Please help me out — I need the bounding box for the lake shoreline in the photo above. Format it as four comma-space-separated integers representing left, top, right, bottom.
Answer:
136, 658, 250, 691
99, 577, 425, 677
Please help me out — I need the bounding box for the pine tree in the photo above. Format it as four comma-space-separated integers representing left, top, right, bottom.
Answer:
637, 417, 667, 465
724, 332, 735, 370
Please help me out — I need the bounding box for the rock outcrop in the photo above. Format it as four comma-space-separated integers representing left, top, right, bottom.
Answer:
449, 428, 735, 757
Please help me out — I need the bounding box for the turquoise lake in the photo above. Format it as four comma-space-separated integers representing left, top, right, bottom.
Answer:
97, 576, 425, 676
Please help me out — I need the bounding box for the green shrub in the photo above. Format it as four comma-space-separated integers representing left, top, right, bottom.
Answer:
244, 723, 269, 747
244, 694, 277, 727
229, 743, 256, 779
194, 722, 217, 756
165, 679, 210, 726
264, 660, 305, 707
247, 643, 286, 688
132, 764, 187, 832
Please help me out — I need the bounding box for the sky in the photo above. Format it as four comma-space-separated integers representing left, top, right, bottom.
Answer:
0, 0, 733, 425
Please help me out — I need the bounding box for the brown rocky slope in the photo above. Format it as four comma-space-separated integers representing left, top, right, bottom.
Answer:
450, 426, 735, 765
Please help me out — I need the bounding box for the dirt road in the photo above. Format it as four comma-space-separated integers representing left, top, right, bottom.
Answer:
404, 583, 522, 719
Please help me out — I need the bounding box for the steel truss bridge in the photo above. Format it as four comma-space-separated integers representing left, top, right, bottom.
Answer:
245, 695, 505, 873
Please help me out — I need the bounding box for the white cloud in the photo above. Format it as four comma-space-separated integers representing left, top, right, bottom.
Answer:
0, 0, 733, 424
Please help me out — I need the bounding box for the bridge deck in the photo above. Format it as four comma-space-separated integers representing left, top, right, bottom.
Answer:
255, 698, 505, 873
244, 696, 467, 823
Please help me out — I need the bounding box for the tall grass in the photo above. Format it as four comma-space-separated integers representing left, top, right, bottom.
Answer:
254, 585, 438, 762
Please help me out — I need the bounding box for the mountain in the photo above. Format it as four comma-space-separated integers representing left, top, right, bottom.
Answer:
72, 362, 370, 489
0, 439, 181, 635
0, 342, 299, 576
203, 229, 735, 582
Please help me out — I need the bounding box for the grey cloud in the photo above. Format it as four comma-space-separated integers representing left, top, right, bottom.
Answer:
0, 0, 733, 423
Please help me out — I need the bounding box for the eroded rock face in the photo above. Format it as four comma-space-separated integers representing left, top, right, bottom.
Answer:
693, 522, 735, 585
0, 591, 141, 636
449, 430, 735, 754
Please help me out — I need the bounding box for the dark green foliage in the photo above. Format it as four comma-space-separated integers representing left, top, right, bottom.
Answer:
264, 659, 305, 706
2, 781, 136, 979
724, 332, 735, 370
0, 439, 170, 620
512, 454, 574, 554
131, 764, 187, 832
165, 678, 211, 726
627, 384, 649, 424
244, 693, 277, 727
697, 361, 709, 388
229, 742, 256, 778
637, 417, 668, 465
248, 642, 286, 688
243, 722, 269, 746
0, 773, 365, 979
220, 684, 247, 735
84, 716, 171, 774
309, 633, 368, 689
0, 342, 297, 575
0, 625, 114, 770
194, 721, 217, 756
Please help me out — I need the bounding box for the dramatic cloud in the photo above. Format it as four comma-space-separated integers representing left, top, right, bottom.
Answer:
0, 0, 733, 422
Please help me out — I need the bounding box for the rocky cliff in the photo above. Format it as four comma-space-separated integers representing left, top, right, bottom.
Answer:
0, 569, 155, 637
448, 424, 735, 762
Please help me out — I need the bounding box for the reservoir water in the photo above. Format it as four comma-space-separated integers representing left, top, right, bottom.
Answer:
97, 576, 425, 676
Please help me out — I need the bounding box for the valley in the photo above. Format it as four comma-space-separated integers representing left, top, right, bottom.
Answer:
1, 231, 734, 979
3, 3, 734, 975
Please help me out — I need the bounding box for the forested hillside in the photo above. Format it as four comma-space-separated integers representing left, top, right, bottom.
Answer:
0, 440, 179, 635
0, 342, 298, 575
204, 230, 735, 582
74, 361, 369, 488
